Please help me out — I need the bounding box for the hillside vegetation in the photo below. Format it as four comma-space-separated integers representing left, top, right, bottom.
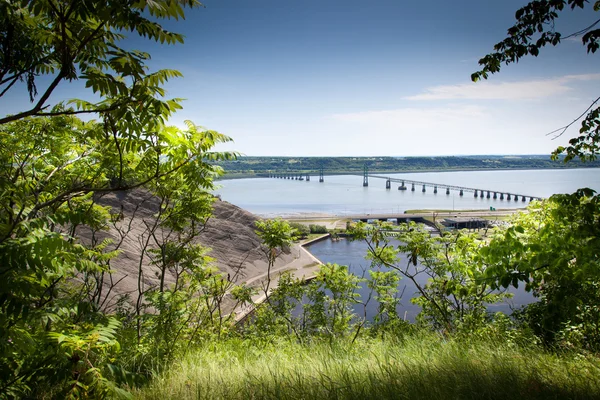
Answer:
215, 155, 600, 178
2, 1, 600, 399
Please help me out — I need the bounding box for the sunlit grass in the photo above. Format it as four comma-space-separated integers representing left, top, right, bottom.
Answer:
135, 334, 600, 400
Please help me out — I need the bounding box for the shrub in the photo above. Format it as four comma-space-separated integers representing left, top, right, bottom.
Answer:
289, 222, 310, 238
309, 224, 328, 234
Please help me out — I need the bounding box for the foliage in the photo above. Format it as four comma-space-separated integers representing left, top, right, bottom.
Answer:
254, 219, 296, 298
481, 190, 600, 350
309, 224, 328, 234
0, 112, 235, 397
472, 0, 600, 161
304, 263, 363, 338
350, 221, 509, 332
0, 1, 243, 396
288, 222, 310, 239
0, 0, 202, 125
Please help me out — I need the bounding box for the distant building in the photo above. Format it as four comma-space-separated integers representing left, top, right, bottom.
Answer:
441, 217, 488, 230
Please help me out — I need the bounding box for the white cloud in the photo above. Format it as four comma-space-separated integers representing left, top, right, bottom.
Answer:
322, 101, 581, 156
405, 74, 600, 101
332, 105, 487, 126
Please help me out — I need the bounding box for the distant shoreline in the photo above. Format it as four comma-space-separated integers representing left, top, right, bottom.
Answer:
217, 165, 600, 180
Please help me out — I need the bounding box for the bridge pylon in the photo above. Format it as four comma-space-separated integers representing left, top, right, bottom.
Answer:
363, 165, 368, 187
319, 166, 324, 183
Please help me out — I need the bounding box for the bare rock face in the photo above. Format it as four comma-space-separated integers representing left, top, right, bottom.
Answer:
80, 189, 294, 309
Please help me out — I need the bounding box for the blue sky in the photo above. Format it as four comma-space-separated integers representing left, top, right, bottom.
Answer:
4, 0, 600, 156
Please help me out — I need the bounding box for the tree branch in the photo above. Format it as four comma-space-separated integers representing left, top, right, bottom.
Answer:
546, 95, 600, 139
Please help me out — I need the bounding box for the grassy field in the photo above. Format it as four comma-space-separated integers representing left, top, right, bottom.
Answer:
135, 334, 600, 400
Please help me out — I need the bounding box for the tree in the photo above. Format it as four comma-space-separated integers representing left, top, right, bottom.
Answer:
0, 0, 201, 125
254, 219, 296, 298
481, 190, 600, 350
0, 1, 243, 397
473, 1, 600, 350
472, 0, 600, 161
350, 222, 508, 333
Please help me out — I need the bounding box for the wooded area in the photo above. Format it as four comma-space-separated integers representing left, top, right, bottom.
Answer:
215, 155, 600, 177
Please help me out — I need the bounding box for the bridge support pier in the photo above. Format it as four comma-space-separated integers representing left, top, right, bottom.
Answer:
493, 192, 497, 199
521, 195, 526, 202
319, 167, 324, 183
474, 190, 478, 198
398, 181, 407, 190
500, 193, 504, 200
434, 186, 438, 194
487, 191, 490, 199
386, 179, 391, 189
422, 185, 426, 192
446, 187, 450, 195
363, 165, 368, 187
411, 183, 415, 192
459, 189, 464, 196
306, 174, 310, 181
507, 194, 511, 201
530, 197, 534, 202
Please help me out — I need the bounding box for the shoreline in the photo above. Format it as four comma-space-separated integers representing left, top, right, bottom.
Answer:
234, 239, 326, 322
216, 165, 599, 181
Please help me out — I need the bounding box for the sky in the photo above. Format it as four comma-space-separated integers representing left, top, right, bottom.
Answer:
4, 0, 600, 156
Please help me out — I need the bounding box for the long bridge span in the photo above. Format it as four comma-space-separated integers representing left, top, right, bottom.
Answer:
267, 169, 543, 202
368, 175, 542, 202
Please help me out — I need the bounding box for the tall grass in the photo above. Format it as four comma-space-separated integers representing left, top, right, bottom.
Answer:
135, 334, 600, 400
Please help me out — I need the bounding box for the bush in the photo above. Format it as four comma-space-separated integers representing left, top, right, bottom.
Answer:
289, 222, 310, 238
309, 224, 328, 234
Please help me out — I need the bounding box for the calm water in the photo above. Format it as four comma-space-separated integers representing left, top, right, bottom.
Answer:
216, 169, 600, 217
306, 238, 535, 322
216, 168, 599, 321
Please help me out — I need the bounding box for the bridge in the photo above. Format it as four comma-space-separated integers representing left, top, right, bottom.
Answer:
267, 167, 543, 202
368, 175, 542, 202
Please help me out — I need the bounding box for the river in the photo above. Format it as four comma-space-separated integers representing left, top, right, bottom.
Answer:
216, 168, 599, 321
305, 237, 535, 322
215, 168, 600, 217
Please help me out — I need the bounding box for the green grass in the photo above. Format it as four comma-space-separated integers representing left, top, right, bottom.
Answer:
134, 334, 600, 400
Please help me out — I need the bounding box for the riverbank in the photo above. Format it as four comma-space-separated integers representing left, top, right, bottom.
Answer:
233, 239, 325, 321
217, 165, 596, 180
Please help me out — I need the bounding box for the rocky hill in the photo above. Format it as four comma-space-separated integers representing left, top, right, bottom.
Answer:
80, 189, 298, 310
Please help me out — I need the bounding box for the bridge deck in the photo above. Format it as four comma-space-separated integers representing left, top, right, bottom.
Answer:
267, 172, 543, 200
369, 174, 541, 199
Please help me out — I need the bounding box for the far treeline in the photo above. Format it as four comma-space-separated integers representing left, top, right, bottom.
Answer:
215, 155, 600, 177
